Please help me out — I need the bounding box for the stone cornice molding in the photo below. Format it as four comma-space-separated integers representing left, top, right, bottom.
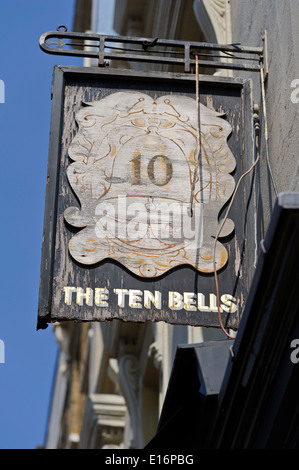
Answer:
193, 0, 232, 44
118, 353, 142, 448
80, 393, 126, 449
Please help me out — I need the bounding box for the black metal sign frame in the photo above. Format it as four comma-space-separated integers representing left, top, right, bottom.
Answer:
37, 65, 257, 331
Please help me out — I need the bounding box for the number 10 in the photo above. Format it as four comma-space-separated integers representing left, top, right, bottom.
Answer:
131, 154, 173, 186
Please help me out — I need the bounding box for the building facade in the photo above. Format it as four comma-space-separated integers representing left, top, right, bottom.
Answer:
43, 0, 299, 449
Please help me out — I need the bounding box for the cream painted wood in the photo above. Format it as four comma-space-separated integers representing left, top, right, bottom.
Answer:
65, 91, 235, 277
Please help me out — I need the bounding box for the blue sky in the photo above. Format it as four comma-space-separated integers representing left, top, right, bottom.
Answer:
0, 0, 115, 449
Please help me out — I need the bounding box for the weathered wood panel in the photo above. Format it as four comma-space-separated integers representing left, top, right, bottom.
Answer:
65, 92, 235, 276
37, 66, 256, 331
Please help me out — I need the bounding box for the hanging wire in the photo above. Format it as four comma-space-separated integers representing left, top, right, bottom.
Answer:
212, 63, 276, 338
191, 56, 266, 338
212, 101, 261, 339
260, 65, 278, 196
191, 55, 258, 338
189, 55, 200, 217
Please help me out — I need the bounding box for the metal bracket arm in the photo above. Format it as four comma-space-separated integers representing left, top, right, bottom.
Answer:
40, 26, 264, 73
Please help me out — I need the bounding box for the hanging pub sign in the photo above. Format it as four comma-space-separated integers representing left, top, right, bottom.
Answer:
37, 65, 256, 330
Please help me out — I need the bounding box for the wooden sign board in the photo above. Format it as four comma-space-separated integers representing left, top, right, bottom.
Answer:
37, 66, 256, 330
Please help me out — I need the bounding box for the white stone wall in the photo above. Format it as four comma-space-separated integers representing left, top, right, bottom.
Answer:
230, 0, 299, 229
